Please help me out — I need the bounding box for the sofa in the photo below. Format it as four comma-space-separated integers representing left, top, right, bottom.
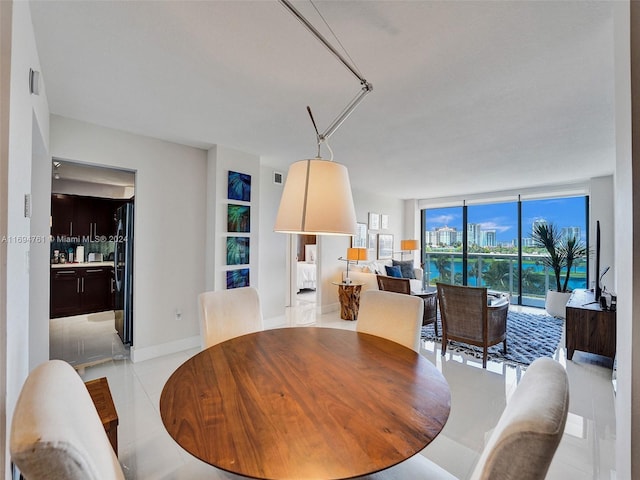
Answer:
342, 259, 424, 292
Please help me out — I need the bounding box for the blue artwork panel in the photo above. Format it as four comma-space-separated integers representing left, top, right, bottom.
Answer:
226, 237, 250, 265
227, 204, 250, 232
228, 171, 251, 202
226, 268, 250, 289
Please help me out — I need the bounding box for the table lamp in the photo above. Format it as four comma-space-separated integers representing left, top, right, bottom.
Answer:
341, 247, 368, 284
400, 239, 419, 260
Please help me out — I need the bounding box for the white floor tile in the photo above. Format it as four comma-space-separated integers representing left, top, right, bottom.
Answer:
73, 302, 615, 479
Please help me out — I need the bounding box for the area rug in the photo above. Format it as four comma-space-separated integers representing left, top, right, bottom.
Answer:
421, 311, 564, 367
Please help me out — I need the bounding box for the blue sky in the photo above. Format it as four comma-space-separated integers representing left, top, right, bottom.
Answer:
424, 196, 588, 244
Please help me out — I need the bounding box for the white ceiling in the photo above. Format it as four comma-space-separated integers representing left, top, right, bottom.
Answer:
29, 1, 616, 200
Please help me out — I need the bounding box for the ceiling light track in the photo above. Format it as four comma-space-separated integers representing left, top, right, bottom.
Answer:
278, 0, 372, 145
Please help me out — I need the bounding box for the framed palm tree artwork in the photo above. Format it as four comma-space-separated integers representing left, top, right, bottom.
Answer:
226, 237, 250, 265
226, 268, 250, 289
228, 171, 251, 202
228, 204, 250, 232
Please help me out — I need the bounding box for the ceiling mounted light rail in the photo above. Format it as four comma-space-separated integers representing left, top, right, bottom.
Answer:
274, 0, 373, 236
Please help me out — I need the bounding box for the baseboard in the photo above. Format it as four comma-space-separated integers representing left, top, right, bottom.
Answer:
130, 335, 200, 363
320, 302, 340, 315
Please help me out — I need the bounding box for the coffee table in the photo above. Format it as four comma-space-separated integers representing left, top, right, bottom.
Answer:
160, 327, 451, 480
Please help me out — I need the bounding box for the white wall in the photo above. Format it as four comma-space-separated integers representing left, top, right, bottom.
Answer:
205, 145, 260, 292
259, 164, 287, 319
52, 178, 133, 199
50, 115, 207, 362
315, 188, 407, 313
352, 187, 406, 262
589, 176, 615, 288
613, 2, 637, 477
28, 114, 50, 369
0, 1, 12, 475
5, 2, 50, 476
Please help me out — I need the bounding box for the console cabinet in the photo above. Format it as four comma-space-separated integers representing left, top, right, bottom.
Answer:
565, 289, 616, 361
50, 266, 114, 318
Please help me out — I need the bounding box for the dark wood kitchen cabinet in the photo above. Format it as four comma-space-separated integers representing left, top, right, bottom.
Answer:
51, 194, 118, 239
50, 266, 114, 318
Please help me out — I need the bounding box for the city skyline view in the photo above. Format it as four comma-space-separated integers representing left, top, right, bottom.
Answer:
424, 196, 588, 248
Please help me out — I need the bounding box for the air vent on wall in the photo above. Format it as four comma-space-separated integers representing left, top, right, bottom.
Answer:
273, 171, 283, 185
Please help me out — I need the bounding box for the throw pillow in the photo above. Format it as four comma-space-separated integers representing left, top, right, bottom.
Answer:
392, 260, 416, 279
384, 265, 403, 278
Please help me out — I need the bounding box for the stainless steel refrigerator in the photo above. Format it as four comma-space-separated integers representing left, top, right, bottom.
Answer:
114, 202, 134, 345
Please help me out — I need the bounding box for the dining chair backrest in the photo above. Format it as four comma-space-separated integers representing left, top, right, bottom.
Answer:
360, 357, 568, 480
376, 275, 412, 294
198, 286, 264, 349
469, 357, 569, 480
357, 290, 423, 352
10, 360, 125, 480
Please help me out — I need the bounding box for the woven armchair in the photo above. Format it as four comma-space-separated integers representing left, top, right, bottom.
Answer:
377, 275, 438, 335
436, 283, 508, 368
376, 275, 411, 294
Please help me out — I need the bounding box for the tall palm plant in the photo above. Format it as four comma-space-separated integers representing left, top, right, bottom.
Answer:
532, 223, 586, 292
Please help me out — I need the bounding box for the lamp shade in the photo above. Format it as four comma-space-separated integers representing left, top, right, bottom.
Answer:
274, 159, 357, 235
401, 239, 419, 251
347, 247, 368, 262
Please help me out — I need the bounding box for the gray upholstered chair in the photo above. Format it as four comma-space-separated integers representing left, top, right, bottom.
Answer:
357, 289, 424, 352
198, 286, 264, 349
10, 360, 125, 480
359, 357, 570, 480
436, 283, 508, 368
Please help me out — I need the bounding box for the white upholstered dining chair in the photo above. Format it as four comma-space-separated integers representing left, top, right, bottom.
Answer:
356, 289, 424, 352
198, 286, 264, 349
10, 360, 125, 480
359, 357, 569, 480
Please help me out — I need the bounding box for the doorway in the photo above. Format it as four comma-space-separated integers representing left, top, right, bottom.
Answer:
48, 160, 135, 369
295, 234, 317, 307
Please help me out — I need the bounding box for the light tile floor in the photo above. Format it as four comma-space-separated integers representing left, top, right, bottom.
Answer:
76, 302, 616, 479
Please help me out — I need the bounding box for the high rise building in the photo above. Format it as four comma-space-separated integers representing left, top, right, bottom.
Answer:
482, 230, 497, 247
532, 218, 548, 235
436, 226, 457, 246
467, 223, 481, 246
562, 226, 581, 241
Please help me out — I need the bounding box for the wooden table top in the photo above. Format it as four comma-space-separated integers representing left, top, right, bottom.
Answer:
160, 327, 451, 480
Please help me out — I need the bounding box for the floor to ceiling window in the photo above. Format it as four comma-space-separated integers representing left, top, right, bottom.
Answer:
423, 206, 464, 286
422, 195, 588, 307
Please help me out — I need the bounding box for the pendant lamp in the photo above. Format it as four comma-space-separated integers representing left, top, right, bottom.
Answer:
274, 0, 372, 236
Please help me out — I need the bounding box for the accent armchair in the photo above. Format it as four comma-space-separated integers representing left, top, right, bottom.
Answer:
377, 275, 438, 335
437, 283, 508, 368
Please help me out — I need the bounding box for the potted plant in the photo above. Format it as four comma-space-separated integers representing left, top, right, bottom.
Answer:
532, 223, 587, 318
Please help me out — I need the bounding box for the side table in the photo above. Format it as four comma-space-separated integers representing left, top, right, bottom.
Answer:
565, 289, 616, 362
332, 281, 364, 320
412, 288, 438, 333
85, 377, 119, 455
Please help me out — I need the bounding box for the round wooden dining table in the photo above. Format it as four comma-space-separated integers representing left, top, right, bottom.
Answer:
160, 327, 451, 480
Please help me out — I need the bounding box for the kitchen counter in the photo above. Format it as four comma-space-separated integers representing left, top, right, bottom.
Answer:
51, 261, 114, 269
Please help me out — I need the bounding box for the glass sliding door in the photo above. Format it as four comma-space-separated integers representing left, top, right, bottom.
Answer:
422, 194, 588, 307
422, 206, 463, 286
466, 201, 518, 297
521, 196, 588, 307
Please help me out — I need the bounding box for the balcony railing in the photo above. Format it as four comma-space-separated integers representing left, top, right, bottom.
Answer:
423, 251, 587, 307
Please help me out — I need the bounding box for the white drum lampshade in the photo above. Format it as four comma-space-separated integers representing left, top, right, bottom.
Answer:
274, 159, 357, 236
